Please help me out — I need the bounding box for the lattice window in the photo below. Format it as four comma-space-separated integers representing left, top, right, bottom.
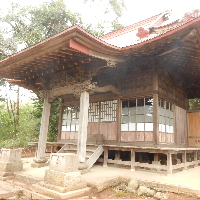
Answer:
121, 98, 153, 131
61, 100, 117, 132
100, 100, 117, 122
88, 102, 99, 122
62, 106, 79, 132
158, 99, 174, 134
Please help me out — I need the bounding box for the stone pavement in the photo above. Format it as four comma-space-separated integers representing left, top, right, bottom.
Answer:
1, 157, 200, 198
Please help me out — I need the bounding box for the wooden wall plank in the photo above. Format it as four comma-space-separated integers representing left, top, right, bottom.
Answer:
136, 132, 145, 141
188, 112, 200, 147
145, 132, 153, 141
107, 122, 117, 140
175, 105, 187, 145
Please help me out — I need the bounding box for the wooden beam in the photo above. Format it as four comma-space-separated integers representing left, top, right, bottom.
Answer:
36, 92, 51, 159
48, 84, 119, 101
158, 47, 179, 57
77, 91, 89, 163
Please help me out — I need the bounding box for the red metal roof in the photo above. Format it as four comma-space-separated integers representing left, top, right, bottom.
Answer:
99, 11, 170, 40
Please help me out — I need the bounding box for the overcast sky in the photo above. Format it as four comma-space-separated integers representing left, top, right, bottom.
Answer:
1, 0, 200, 26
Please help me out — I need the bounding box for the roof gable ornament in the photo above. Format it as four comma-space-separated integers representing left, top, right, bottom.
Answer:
182, 9, 200, 22
136, 27, 149, 38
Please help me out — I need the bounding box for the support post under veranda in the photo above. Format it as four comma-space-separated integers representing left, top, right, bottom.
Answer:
32, 92, 51, 168
77, 91, 89, 163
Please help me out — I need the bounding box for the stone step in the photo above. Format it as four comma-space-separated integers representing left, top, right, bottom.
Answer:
31, 191, 50, 199
31, 183, 91, 199
15, 173, 43, 185
0, 181, 23, 199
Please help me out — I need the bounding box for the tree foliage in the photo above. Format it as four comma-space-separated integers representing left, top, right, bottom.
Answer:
0, 0, 83, 47
189, 99, 200, 110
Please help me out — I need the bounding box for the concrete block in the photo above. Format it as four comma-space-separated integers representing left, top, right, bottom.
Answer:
0, 149, 22, 162
0, 161, 23, 172
49, 153, 78, 173
44, 169, 81, 187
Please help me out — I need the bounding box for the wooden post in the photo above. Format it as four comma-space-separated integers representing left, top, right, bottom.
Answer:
117, 98, 121, 143
115, 150, 120, 160
32, 93, 51, 167
103, 147, 108, 167
77, 91, 89, 163
154, 153, 159, 161
153, 93, 159, 145
194, 150, 198, 167
167, 152, 172, 175
131, 149, 135, 171
182, 151, 187, 171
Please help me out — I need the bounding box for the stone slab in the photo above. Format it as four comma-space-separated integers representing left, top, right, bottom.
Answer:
0, 161, 23, 172
31, 162, 49, 168
39, 181, 87, 193
31, 183, 91, 199
49, 153, 78, 173
0, 149, 22, 162
31, 191, 50, 199
15, 174, 42, 184
0, 180, 23, 199
44, 169, 81, 187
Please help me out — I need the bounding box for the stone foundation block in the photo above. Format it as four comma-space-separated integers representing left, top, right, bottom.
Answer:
31, 162, 49, 168
0, 149, 22, 162
49, 153, 78, 173
0, 161, 23, 172
39, 181, 87, 193
31, 184, 91, 199
44, 169, 81, 187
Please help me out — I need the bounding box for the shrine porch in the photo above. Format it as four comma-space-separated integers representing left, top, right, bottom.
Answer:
101, 145, 200, 175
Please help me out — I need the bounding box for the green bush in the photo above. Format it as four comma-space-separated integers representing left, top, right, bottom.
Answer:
0, 103, 40, 148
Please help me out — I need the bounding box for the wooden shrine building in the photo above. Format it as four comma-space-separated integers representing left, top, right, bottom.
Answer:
1, 10, 200, 174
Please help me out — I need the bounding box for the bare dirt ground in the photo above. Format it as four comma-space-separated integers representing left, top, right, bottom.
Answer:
86, 185, 199, 199
19, 147, 199, 199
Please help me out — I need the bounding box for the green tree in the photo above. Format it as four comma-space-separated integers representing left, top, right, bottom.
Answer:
189, 99, 200, 110
0, 0, 83, 47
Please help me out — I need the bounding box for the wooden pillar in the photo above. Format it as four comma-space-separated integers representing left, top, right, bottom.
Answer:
194, 150, 198, 167
167, 152, 172, 175
153, 93, 159, 145
77, 91, 89, 163
154, 153, 159, 161
36, 94, 51, 160
153, 73, 159, 145
115, 150, 120, 160
131, 149, 135, 171
103, 147, 108, 167
182, 150, 187, 171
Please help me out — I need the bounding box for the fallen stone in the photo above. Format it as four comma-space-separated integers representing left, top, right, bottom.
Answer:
127, 179, 139, 193
137, 185, 149, 196
154, 191, 168, 199
145, 187, 156, 197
